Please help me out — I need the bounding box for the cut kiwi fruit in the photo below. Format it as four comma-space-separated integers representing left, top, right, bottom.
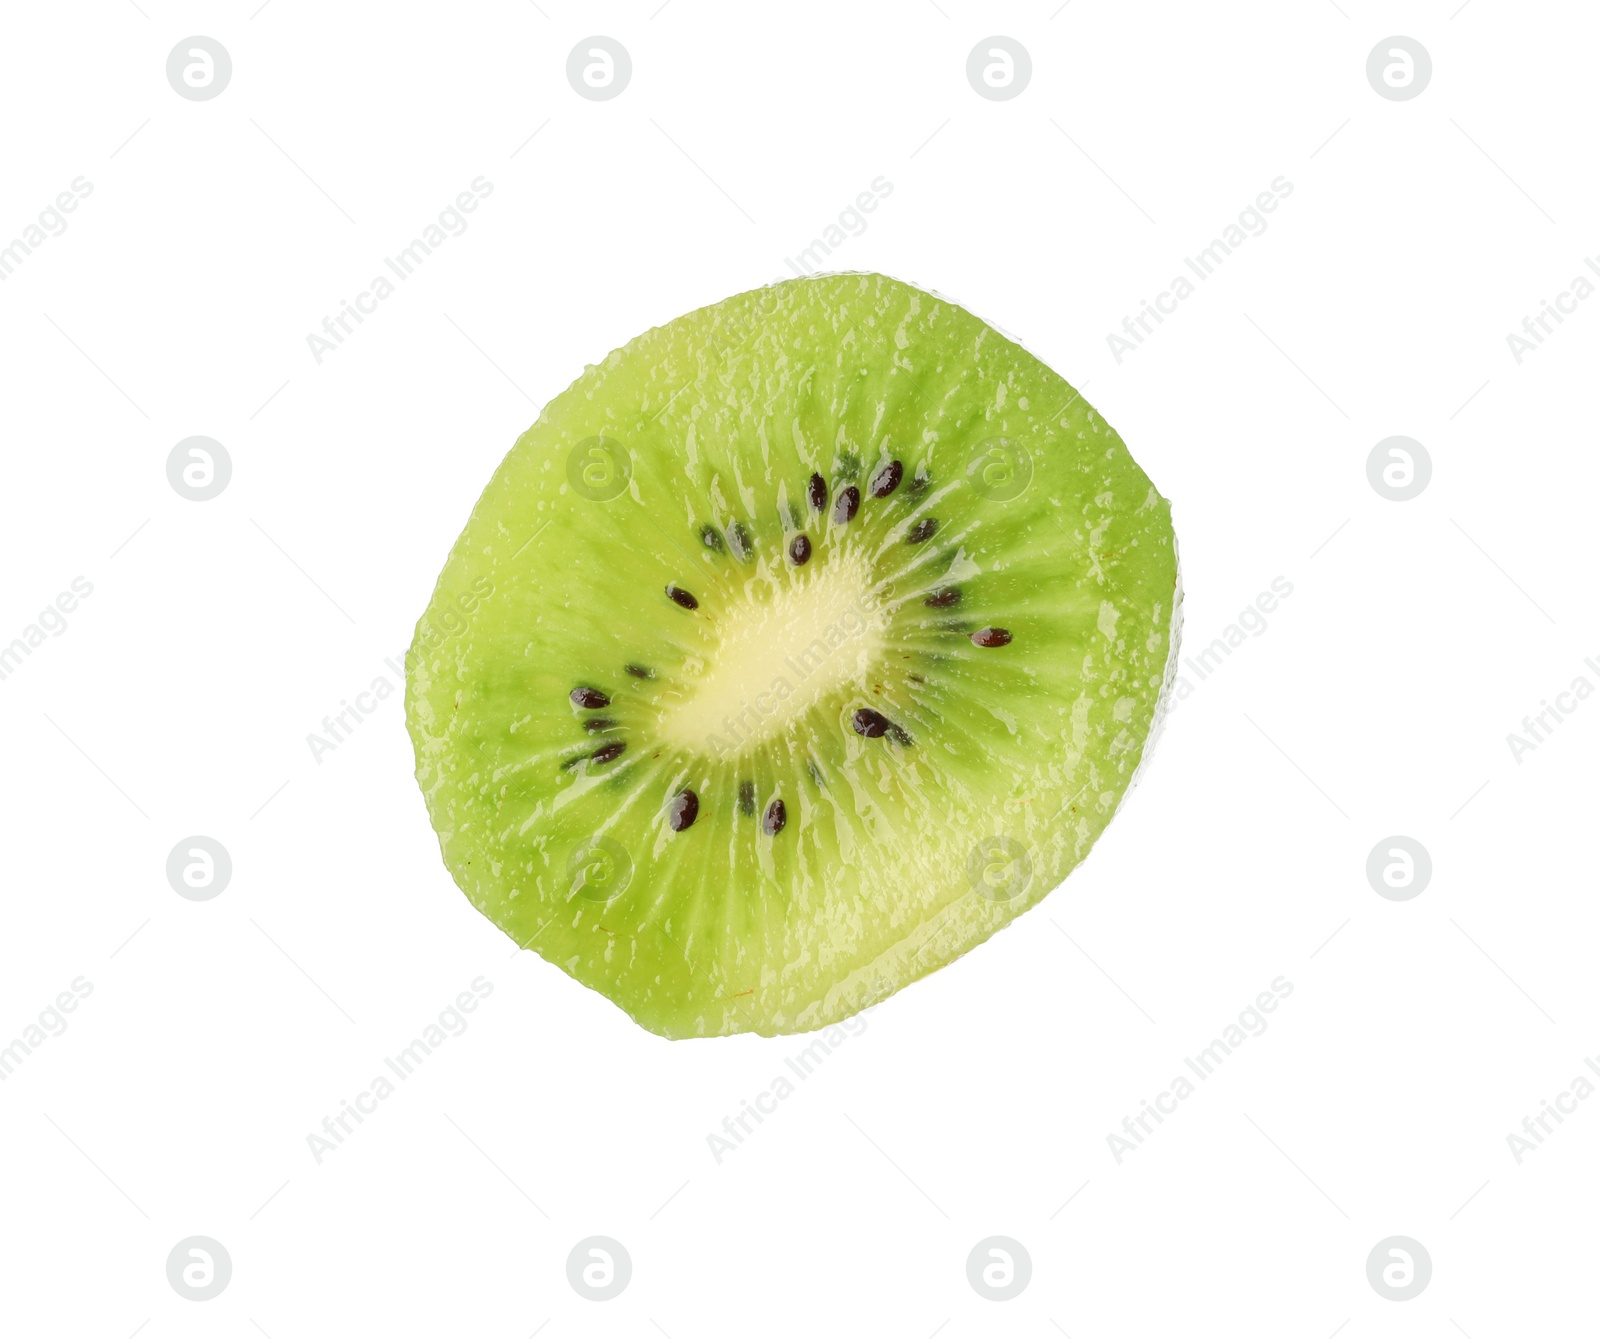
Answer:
406, 273, 1180, 1039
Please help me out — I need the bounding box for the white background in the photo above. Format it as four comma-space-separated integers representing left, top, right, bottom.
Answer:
1, 2, 1595, 1335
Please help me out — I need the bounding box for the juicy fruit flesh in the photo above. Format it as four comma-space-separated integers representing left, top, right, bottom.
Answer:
406, 273, 1179, 1038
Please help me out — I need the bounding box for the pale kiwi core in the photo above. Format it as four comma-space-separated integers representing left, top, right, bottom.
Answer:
658, 551, 889, 757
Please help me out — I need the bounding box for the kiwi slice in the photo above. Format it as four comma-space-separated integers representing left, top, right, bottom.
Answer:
406, 273, 1180, 1038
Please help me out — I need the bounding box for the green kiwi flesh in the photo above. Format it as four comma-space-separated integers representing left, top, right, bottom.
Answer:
406, 273, 1179, 1038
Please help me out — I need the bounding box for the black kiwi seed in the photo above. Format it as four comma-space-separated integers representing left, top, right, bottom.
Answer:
907, 518, 939, 544
808, 472, 828, 511
762, 798, 787, 835
570, 686, 610, 709
582, 717, 617, 733
699, 523, 724, 552
869, 459, 903, 498
625, 663, 654, 679
738, 780, 755, 816
971, 627, 1013, 648
727, 521, 752, 560
851, 707, 890, 738
666, 584, 699, 610
832, 485, 861, 525
924, 587, 961, 608
789, 534, 811, 566
667, 789, 699, 832
590, 741, 626, 765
